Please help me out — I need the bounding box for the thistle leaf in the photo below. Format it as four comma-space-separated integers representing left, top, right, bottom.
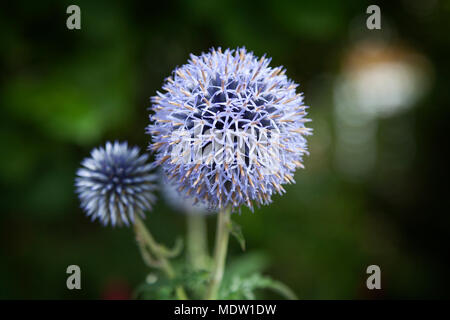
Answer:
220, 273, 298, 300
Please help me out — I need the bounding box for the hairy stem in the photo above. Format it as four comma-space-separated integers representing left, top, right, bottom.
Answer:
187, 213, 209, 270
134, 216, 188, 300
204, 206, 231, 300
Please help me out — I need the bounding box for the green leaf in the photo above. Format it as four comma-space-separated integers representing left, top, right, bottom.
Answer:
228, 219, 246, 251
220, 273, 298, 300
134, 268, 210, 300
134, 274, 177, 300
225, 251, 269, 279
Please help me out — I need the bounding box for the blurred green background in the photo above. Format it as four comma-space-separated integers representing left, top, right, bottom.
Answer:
1, 0, 450, 299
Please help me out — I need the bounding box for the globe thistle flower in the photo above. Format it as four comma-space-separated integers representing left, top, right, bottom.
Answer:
148, 47, 311, 211
75, 141, 157, 227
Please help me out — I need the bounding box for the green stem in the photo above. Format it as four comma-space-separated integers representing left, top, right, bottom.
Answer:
187, 213, 209, 270
204, 206, 231, 300
134, 216, 188, 300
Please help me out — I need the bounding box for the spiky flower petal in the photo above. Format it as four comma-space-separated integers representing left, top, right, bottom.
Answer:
75, 141, 156, 226
148, 47, 311, 211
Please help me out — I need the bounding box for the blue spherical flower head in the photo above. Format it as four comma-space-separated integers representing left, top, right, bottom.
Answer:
148, 47, 312, 212
75, 141, 157, 227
